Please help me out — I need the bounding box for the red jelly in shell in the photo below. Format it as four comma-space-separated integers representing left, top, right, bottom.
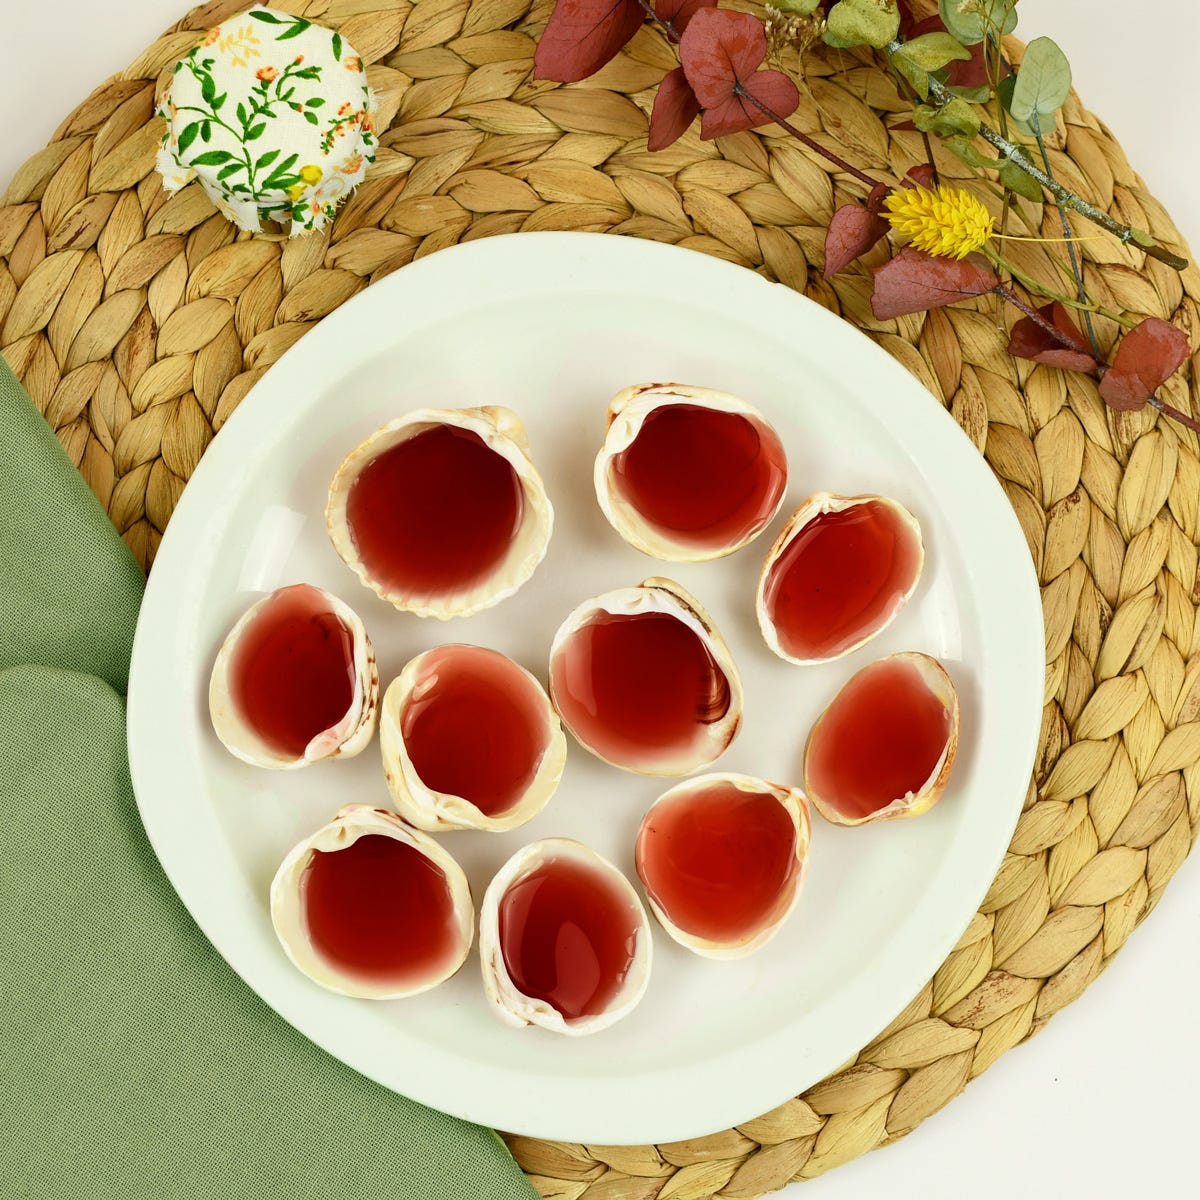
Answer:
607, 398, 786, 556
302, 832, 461, 986
498, 855, 642, 1021
759, 495, 923, 663
806, 653, 959, 825
228, 583, 357, 759
400, 645, 554, 817
345, 423, 525, 597
550, 587, 740, 775
636, 775, 808, 953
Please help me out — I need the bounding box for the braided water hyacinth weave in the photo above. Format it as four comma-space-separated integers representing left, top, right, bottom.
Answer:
2, 1, 1197, 1195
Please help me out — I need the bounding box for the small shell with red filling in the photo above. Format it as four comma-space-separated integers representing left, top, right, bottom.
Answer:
635, 773, 811, 958
756, 492, 924, 665
379, 644, 567, 832
594, 383, 788, 562
805, 652, 960, 826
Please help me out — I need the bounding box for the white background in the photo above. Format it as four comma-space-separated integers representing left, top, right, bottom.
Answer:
1, 2, 1197, 1197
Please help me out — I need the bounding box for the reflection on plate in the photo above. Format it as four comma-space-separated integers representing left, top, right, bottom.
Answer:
127, 232, 1042, 1144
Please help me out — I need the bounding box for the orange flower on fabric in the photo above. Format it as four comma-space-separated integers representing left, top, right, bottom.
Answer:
204, 27, 220, 46
344, 56, 362, 71
256, 65, 278, 83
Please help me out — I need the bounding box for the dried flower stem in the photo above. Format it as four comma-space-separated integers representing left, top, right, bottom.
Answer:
984, 247, 1137, 329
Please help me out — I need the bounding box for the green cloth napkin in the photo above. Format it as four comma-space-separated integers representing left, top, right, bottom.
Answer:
0, 358, 535, 1200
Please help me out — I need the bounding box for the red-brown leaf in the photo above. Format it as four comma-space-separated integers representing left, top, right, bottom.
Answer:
649, 67, 701, 151
866, 182, 891, 214
654, 0, 716, 34
905, 163, 936, 190
824, 203, 890, 278
871, 249, 998, 320
1008, 302, 1096, 372
1098, 317, 1191, 411
533, 0, 645, 83
679, 9, 800, 140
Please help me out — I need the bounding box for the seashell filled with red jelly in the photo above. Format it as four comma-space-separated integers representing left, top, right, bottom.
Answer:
757, 492, 924, 665
548, 577, 743, 776
379, 644, 567, 832
208, 583, 378, 769
326, 407, 553, 619
594, 383, 788, 561
270, 805, 474, 999
635, 773, 811, 958
479, 838, 652, 1036
805, 652, 960, 826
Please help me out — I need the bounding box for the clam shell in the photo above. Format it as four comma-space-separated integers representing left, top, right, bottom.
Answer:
805, 652, 960, 826
270, 804, 474, 999
379, 644, 567, 832
479, 838, 652, 1036
548, 577, 744, 776
208, 583, 378, 770
326, 406, 553, 619
756, 492, 924, 665
594, 383, 787, 562
635, 772, 811, 959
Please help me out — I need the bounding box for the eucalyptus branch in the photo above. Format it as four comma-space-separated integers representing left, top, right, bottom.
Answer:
883, 40, 1187, 271
1033, 121, 1100, 360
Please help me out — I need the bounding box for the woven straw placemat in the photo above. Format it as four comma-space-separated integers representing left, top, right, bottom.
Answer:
3, 0, 1198, 1194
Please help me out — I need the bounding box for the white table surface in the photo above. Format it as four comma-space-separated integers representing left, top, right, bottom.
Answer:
2, 3, 1197, 1197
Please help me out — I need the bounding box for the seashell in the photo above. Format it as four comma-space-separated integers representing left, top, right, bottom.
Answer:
805, 652, 960, 826
326, 407, 553, 619
379, 643, 567, 832
635, 772, 810, 958
270, 804, 474, 999
548, 577, 743, 776
757, 492, 924, 665
594, 383, 788, 562
208, 582, 378, 769
479, 838, 652, 1036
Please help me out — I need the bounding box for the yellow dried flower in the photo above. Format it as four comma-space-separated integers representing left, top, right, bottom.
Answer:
883, 185, 995, 260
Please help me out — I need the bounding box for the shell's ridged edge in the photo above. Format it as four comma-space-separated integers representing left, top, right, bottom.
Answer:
7, 0, 1198, 1191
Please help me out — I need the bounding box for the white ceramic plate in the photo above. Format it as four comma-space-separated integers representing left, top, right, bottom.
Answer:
127, 232, 1043, 1144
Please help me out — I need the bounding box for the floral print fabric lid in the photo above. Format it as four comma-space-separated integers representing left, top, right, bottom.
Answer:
156, 6, 377, 236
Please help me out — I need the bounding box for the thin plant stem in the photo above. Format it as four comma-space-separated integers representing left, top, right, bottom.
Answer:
1148, 396, 1200, 435
736, 85, 882, 188
1033, 120, 1101, 360
984, 247, 1137, 329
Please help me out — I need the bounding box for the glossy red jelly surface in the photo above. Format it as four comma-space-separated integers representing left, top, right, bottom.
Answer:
230, 584, 356, 758
401, 646, 548, 816
807, 658, 952, 820
611, 403, 786, 550
302, 833, 458, 984
550, 611, 731, 771
762, 501, 921, 660
346, 424, 524, 596
499, 857, 640, 1020
637, 781, 799, 944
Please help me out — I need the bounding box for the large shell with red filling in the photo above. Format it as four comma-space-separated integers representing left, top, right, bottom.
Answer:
325, 406, 553, 620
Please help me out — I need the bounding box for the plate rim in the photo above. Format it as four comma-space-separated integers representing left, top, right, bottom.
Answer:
127, 231, 1045, 1144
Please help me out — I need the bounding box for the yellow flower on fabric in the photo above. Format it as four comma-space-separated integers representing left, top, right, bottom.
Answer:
286, 183, 306, 201
299, 164, 324, 184
883, 185, 995, 260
